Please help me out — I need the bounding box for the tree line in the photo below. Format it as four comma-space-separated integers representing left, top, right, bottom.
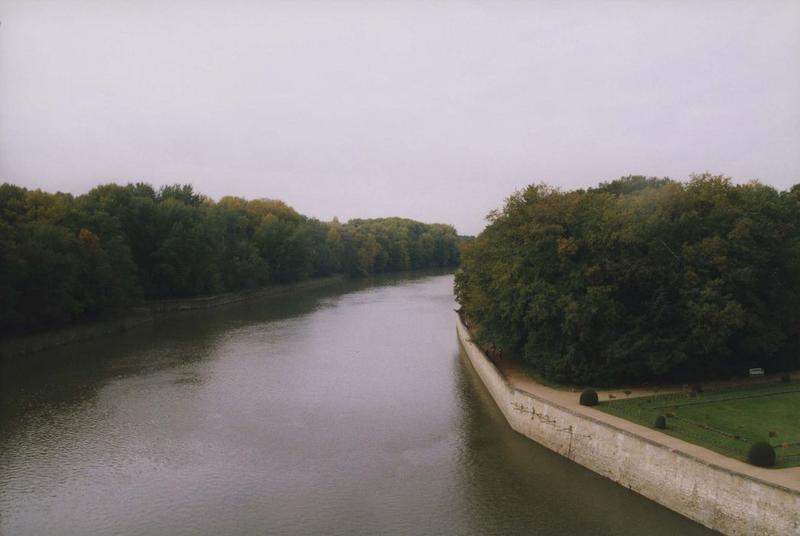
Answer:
455, 175, 800, 385
0, 182, 461, 332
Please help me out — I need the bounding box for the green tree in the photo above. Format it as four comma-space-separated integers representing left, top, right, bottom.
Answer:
456, 175, 800, 385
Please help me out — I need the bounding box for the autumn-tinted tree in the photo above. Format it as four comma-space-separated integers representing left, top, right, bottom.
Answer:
0, 182, 462, 333
455, 175, 800, 385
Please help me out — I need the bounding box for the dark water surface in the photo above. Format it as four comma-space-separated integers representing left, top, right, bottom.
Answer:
1, 273, 713, 535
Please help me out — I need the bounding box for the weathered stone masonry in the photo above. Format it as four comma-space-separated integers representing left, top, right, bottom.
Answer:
456, 315, 800, 536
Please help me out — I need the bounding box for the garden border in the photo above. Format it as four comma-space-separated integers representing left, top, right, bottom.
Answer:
456, 313, 800, 536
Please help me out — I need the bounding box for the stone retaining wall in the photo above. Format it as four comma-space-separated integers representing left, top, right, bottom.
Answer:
456, 315, 800, 536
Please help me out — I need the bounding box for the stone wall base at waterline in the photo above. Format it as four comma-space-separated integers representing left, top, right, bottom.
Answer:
456, 315, 800, 536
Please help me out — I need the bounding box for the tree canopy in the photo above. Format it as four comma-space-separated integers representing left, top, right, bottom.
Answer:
0, 182, 461, 332
455, 175, 800, 385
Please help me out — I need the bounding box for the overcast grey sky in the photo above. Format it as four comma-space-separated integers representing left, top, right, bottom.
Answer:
1, 1, 798, 235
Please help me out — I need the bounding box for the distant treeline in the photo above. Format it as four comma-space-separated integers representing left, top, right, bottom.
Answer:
0, 182, 461, 332
456, 175, 800, 385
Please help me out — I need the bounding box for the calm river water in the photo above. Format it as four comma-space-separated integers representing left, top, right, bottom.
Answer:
0, 272, 713, 535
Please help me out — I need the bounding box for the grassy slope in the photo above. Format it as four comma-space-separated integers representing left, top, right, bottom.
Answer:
597, 384, 800, 468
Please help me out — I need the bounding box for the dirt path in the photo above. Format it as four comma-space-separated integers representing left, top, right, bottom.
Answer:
490, 355, 800, 493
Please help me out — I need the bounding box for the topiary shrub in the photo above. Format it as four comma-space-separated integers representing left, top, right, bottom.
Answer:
654, 415, 667, 429
579, 389, 599, 406
747, 442, 776, 467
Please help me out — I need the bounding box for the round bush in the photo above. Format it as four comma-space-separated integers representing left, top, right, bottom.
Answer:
579, 389, 599, 406
747, 442, 776, 467
654, 415, 667, 429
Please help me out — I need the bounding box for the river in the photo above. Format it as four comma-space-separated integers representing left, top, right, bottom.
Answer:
0, 272, 713, 535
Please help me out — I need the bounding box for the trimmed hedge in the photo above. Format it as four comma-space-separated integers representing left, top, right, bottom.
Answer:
579, 389, 599, 406
747, 442, 776, 467
654, 415, 667, 429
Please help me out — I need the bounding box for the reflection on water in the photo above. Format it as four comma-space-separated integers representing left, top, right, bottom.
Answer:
0, 272, 714, 535
454, 351, 715, 535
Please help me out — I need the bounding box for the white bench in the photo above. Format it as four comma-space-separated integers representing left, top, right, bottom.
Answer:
749, 368, 764, 377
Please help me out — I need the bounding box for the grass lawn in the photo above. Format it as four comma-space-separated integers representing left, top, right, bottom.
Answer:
597, 383, 800, 468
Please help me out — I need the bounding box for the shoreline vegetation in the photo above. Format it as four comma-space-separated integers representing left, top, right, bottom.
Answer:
456, 313, 800, 536
0, 275, 347, 358
0, 182, 466, 338
463, 301, 799, 468
455, 174, 800, 386
1, 268, 456, 358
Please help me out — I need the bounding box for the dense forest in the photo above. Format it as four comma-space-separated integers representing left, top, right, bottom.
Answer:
455, 174, 800, 385
0, 182, 461, 332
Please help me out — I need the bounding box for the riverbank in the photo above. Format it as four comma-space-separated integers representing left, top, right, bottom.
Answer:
1, 273, 711, 535
0, 275, 346, 358
456, 314, 800, 536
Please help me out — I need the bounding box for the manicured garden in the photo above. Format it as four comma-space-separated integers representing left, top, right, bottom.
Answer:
596, 382, 800, 468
